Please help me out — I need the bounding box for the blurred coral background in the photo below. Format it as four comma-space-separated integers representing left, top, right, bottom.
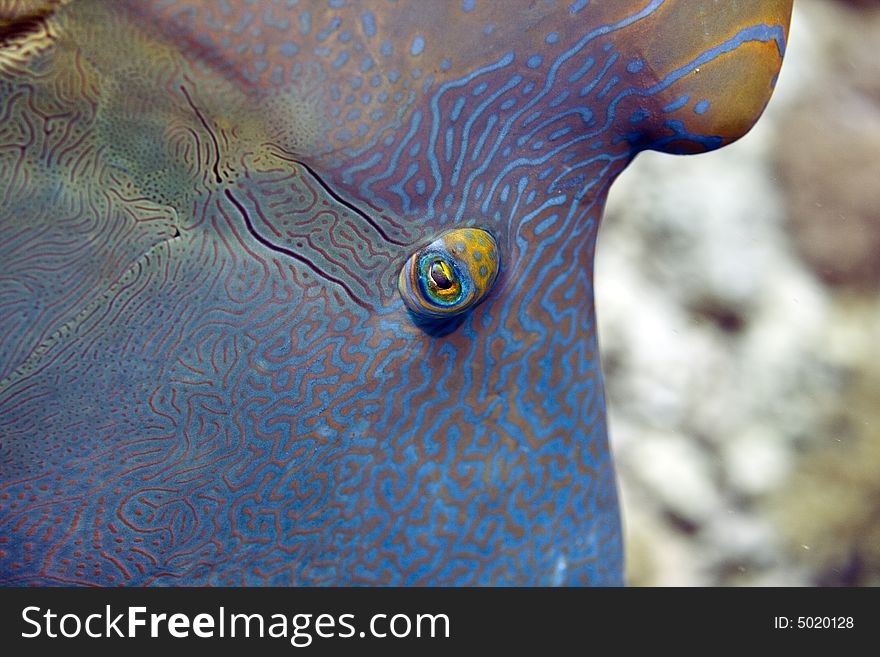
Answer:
598, 0, 880, 585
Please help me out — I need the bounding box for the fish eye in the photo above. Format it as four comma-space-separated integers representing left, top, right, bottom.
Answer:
429, 259, 455, 291
398, 227, 500, 321
423, 257, 462, 304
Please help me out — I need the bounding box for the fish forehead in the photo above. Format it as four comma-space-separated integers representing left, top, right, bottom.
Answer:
0, 0, 789, 584
106, 0, 789, 215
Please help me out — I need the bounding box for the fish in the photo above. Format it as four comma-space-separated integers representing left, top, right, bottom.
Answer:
0, 0, 791, 585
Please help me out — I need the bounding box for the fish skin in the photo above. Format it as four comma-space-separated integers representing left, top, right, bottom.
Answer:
0, 0, 791, 586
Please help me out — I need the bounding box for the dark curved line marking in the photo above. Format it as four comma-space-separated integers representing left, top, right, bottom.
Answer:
0, 17, 43, 45
180, 85, 223, 185
267, 148, 409, 247
0, 2, 60, 44
223, 188, 370, 310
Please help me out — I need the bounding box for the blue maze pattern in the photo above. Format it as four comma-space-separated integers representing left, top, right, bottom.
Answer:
0, 0, 789, 585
